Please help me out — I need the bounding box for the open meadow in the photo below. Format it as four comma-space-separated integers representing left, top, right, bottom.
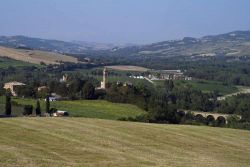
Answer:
0, 97, 145, 120
155, 79, 238, 96
0, 118, 249, 167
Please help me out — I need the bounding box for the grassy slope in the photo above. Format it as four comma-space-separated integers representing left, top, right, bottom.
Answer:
0, 118, 249, 167
0, 58, 39, 69
155, 80, 238, 96
0, 46, 78, 65
0, 97, 145, 119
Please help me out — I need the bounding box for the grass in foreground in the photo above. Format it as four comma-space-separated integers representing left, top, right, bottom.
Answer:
0, 97, 145, 120
0, 118, 249, 167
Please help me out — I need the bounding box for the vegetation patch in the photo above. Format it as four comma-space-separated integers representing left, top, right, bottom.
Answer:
155, 79, 238, 96
0, 96, 145, 120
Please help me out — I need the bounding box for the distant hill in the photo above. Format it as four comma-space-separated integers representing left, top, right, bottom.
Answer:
1, 30, 250, 58
109, 30, 250, 58
0, 46, 79, 65
71, 41, 134, 50
0, 35, 110, 53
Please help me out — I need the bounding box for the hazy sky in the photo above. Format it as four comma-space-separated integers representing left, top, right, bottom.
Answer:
0, 0, 250, 44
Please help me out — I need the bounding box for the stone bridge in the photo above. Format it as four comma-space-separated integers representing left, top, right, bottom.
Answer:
179, 110, 241, 124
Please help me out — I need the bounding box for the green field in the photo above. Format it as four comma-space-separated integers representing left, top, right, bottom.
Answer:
156, 80, 238, 96
0, 118, 249, 167
0, 58, 38, 69
0, 97, 145, 120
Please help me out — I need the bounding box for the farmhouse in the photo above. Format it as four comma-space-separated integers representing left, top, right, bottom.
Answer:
60, 74, 69, 83
149, 70, 192, 81
3, 81, 26, 96
37, 86, 48, 92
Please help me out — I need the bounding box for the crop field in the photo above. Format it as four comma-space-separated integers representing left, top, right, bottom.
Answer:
0, 118, 249, 167
0, 46, 79, 65
155, 79, 238, 96
106, 65, 149, 72
0, 97, 145, 120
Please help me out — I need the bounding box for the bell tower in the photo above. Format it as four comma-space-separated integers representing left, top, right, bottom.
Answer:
101, 67, 108, 89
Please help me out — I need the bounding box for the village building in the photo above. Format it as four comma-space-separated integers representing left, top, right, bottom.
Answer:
44, 93, 62, 102
123, 81, 133, 87
37, 86, 48, 92
60, 74, 69, 83
148, 70, 192, 81
3, 81, 26, 96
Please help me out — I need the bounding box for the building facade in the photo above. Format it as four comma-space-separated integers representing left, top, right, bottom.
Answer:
3, 81, 26, 96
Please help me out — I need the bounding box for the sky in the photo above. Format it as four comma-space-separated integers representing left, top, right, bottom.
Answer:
0, 0, 250, 44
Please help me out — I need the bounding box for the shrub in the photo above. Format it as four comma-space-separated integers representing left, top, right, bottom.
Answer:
23, 105, 33, 116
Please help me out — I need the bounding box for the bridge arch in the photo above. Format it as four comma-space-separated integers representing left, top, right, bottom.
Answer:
216, 116, 226, 126
195, 114, 206, 123
206, 115, 215, 126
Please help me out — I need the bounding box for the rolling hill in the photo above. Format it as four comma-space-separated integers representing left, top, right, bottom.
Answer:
1, 30, 250, 59
0, 46, 79, 65
0, 35, 87, 53
0, 118, 249, 167
108, 30, 250, 58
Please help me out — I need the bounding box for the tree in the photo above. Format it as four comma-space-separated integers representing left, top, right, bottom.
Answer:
5, 92, 12, 116
49, 108, 57, 116
164, 80, 174, 92
23, 105, 33, 116
35, 100, 41, 116
82, 82, 95, 99
46, 95, 50, 114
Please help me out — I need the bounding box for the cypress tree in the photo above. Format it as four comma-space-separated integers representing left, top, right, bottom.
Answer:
35, 100, 41, 116
46, 95, 50, 114
5, 93, 12, 116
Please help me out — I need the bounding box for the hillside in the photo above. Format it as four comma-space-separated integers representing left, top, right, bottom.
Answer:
109, 30, 250, 58
0, 35, 87, 53
1, 31, 250, 59
0, 118, 249, 167
0, 46, 79, 65
3, 98, 145, 119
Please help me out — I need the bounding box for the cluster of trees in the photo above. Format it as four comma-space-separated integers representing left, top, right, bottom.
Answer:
218, 94, 250, 122
3, 93, 41, 116
106, 80, 250, 130
2, 93, 59, 117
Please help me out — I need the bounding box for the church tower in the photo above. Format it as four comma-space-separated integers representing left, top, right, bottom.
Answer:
101, 67, 108, 89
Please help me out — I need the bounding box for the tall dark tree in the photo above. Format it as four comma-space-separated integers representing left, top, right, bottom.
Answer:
164, 80, 174, 92
5, 93, 12, 116
83, 82, 95, 99
23, 105, 33, 116
45, 95, 50, 114
35, 100, 41, 116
